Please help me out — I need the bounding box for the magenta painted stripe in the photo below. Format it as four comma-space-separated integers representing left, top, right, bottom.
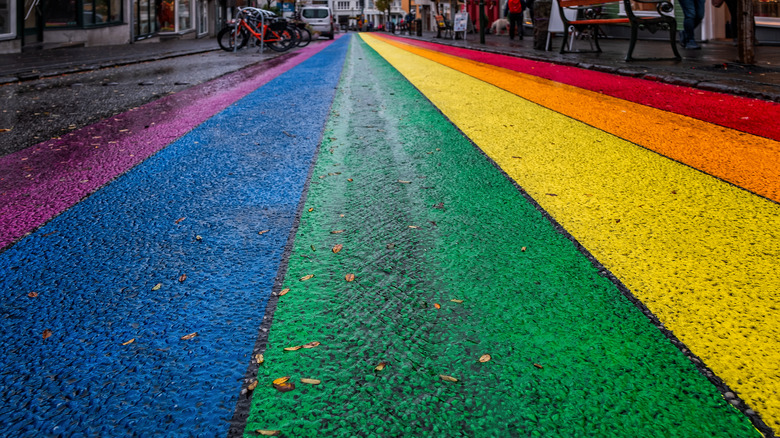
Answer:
0, 39, 340, 250
379, 34, 780, 142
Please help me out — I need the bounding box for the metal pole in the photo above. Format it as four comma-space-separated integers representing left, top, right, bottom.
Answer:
737, 0, 755, 64
479, 0, 485, 43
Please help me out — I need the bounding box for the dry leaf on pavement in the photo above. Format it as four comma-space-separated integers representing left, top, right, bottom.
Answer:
256, 430, 281, 436
345, 273, 355, 282
299, 274, 314, 281
258, 229, 270, 235
331, 229, 345, 234
181, 332, 197, 340
279, 288, 290, 296
450, 299, 463, 303
479, 354, 491, 363
332, 244, 343, 253
302, 341, 321, 349
152, 283, 162, 291
42, 329, 53, 340
300, 378, 321, 385
272, 376, 290, 385
375, 362, 387, 371
178, 274, 187, 283
122, 338, 136, 346
439, 375, 458, 383
284, 345, 303, 351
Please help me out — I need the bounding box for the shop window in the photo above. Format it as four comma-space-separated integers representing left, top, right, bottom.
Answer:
755, 0, 780, 25
46, 0, 122, 28
179, 0, 191, 30
0, 0, 14, 38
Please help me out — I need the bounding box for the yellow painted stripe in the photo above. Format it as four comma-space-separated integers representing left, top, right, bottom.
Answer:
372, 34, 780, 203
361, 34, 780, 432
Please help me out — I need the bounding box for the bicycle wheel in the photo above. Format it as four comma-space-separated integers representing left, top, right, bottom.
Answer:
265, 27, 297, 52
217, 26, 249, 52
296, 26, 311, 47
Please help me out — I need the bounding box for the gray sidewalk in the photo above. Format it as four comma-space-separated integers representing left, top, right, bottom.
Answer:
2, 31, 780, 101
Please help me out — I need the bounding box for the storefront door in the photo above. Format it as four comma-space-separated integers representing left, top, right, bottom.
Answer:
135, 0, 158, 39
22, 0, 43, 49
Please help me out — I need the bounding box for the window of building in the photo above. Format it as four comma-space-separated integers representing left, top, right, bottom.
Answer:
45, 0, 122, 28
0, 0, 15, 39
337, 1, 350, 10
755, 0, 780, 25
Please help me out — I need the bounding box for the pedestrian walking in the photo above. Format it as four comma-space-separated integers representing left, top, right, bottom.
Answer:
508, 0, 524, 39
678, 0, 705, 49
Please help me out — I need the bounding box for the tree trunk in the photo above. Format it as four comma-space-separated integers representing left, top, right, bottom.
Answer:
737, 0, 755, 64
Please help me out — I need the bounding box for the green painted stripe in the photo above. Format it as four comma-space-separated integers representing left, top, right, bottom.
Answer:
244, 35, 758, 438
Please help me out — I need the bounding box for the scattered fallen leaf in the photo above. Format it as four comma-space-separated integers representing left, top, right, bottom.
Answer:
42, 329, 53, 340
256, 431, 280, 437
375, 362, 387, 371
308, 208, 314, 212
408, 225, 418, 229
178, 274, 187, 283
332, 244, 343, 253
279, 288, 290, 296
28, 292, 38, 298
255, 354, 264, 364
247, 380, 258, 391
0, 128, 11, 133
195, 235, 202, 241
479, 354, 491, 363
546, 193, 558, 197
152, 283, 162, 291
175, 217, 186, 224
181, 332, 197, 340
345, 273, 355, 282
534, 363, 544, 369
331, 229, 345, 234
386, 243, 395, 249
302, 341, 321, 349
347, 178, 353, 182
521, 247, 526, 252
434, 303, 441, 309
284, 345, 303, 351
439, 375, 458, 383
300, 378, 321, 385
258, 229, 270, 235
122, 338, 135, 346
615, 219, 621, 223
273, 381, 296, 392
451, 299, 463, 303
311, 245, 316, 251
272, 376, 291, 385
433, 202, 444, 209
300, 274, 314, 281
398, 180, 411, 184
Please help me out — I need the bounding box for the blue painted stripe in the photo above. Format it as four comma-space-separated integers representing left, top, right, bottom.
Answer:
0, 36, 350, 436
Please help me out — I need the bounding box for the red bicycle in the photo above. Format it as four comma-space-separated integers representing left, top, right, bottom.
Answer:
218, 7, 297, 52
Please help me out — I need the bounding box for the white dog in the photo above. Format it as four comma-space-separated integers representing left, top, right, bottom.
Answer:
490, 18, 510, 35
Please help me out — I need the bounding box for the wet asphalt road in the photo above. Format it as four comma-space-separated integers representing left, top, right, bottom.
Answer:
0, 49, 280, 156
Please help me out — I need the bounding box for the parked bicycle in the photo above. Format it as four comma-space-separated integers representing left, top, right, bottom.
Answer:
217, 7, 298, 52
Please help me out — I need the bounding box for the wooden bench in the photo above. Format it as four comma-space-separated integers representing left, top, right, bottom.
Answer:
557, 0, 681, 61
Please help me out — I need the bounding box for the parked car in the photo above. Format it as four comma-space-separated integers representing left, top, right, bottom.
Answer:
300, 6, 335, 39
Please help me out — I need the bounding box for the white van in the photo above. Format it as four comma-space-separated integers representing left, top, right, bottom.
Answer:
300, 6, 335, 39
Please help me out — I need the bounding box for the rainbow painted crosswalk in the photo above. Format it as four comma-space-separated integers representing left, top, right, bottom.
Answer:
1, 33, 777, 437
